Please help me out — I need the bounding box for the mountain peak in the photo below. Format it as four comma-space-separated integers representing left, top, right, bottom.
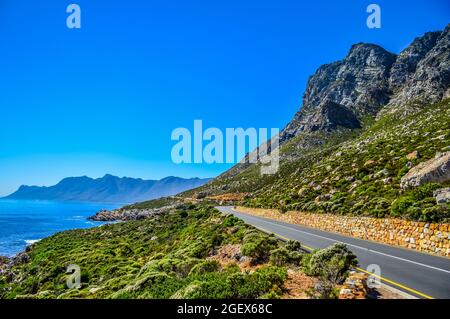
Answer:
347, 42, 389, 54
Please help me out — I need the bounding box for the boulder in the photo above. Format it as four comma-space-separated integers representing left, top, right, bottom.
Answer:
400, 152, 450, 189
434, 188, 450, 204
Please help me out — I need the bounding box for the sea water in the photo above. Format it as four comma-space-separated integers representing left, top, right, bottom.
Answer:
0, 199, 120, 257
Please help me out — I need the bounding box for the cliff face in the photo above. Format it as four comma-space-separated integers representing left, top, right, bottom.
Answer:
387, 26, 450, 110
281, 43, 395, 142
281, 24, 450, 144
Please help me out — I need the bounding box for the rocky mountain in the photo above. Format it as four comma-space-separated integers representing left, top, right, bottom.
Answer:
281, 24, 449, 144
216, 25, 449, 182
3, 174, 211, 203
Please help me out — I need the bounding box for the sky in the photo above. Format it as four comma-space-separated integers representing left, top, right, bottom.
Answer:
0, 0, 449, 196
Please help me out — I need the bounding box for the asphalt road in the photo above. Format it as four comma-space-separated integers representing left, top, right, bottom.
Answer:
217, 206, 450, 299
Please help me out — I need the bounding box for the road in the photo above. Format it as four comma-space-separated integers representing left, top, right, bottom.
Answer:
217, 206, 450, 299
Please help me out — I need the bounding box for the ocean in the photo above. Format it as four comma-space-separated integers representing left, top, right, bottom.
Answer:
0, 199, 121, 257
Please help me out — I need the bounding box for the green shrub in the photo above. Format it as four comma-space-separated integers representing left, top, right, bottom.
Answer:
421, 205, 450, 222
184, 266, 287, 299
269, 247, 303, 266
302, 243, 357, 284
411, 183, 441, 201
286, 240, 302, 252
189, 260, 220, 276
223, 215, 241, 227
241, 235, 278, 263
391, 196, 415, 217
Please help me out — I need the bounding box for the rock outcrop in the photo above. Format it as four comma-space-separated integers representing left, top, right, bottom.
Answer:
434, 188, 450, 204
400, 152, 450, 189
389, 31, 442, 91
388, 26, 450, 109
89, 205, 175, 221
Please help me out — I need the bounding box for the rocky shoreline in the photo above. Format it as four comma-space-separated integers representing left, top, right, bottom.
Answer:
0, 248, 32, 284
88, 204, 176, 221
1, 204, 178, 282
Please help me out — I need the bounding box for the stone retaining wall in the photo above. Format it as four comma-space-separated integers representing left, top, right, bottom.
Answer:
236, 206, 450, 257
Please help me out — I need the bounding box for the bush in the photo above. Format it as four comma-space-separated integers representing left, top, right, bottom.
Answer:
269, 247, 303, 266
411, 183, 441, 201
302, 243, 357, 284
223, 215, 241, 227
286, 240, 302, 252
241, 235, 278, 263
421, 205, 450, 222
391, 196, 415, 217
229, 266, 287, 299
189, 260, 221, 276
184, 266, 287, 299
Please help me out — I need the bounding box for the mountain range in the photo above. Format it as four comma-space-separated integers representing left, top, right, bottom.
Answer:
3, 174, 211, 203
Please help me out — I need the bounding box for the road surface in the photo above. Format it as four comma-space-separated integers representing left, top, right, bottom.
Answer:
217, 206, 450, 299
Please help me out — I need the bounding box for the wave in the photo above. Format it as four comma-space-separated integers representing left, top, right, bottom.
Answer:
24, 239, 41, 245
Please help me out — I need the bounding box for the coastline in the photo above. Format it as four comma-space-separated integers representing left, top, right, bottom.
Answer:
0, 199, 120, 257
0, 202, 173, 265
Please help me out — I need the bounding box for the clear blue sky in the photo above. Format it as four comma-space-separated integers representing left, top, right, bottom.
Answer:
0, 0, 449, 196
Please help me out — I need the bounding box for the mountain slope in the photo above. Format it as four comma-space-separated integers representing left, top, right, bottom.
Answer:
182, 25, 450, 222
4, 175, 211, 203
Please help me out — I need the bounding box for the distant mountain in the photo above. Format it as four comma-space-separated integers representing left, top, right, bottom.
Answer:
3, 174, 211, 203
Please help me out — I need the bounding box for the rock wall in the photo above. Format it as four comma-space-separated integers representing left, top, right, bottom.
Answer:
235, 206, 450, 257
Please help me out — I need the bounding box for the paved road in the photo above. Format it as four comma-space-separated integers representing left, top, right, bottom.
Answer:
217, 206, 450, 299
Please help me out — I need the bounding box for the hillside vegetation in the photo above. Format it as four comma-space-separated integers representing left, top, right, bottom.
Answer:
0, 205, 357, 299
187, 100, 450, 222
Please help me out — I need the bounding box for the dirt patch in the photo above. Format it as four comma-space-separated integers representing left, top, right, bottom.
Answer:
368, 285, 410, 299
282, 269, 318, 299
208, 244, 247, 268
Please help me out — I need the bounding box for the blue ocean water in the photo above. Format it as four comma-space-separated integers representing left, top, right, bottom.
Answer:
0, 199, 120, 257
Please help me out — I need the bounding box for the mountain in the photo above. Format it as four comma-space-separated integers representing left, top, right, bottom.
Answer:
3, 174, 211, 203
210, 25, 449, 183
281, 26, 449, 143
182, 24, 450, 222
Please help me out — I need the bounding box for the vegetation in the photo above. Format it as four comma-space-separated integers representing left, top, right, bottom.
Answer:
123, 196, 179, 210
0, 205, 359, 299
